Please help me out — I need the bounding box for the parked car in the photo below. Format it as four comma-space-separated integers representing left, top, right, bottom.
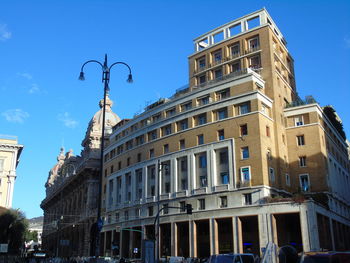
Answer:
299, 252, 350, 263
208, 253, 256, 263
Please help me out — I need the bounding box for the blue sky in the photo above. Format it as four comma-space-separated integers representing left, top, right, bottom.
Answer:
1, 0, 349, 219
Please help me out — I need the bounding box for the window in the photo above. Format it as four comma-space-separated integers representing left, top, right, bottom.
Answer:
149, 149, 154, 158
163, 144, 169, 154
199, 175, 207, 187
197, 56, 206, 70
218, 129, 225, 140
231, 61, 241, 73
220, 196, 227, 208
162, 125, 172, 136
217, 108, 228, 120
299, 174, 310, 191
199, 155, 207, 168
249, 55, 261, 69
216, 89, 229, 100
110, 165, 114, 174
239, 102, 250, 115
213, 50, 222, 64
180, 201, 186, 212
179, 139, 185, 150
118, 161, 121, 170
285, 174, 290, 186
198, 74, 206, 84
127, 157, 131, 166
136, 135, 144, 145
248, 37, 259, 50
124, 211, 129, 221
269, 167, 275, 182
148, 130, 157, 141
126, 140, 133, 150
137, 153, 141, 162
148, 206, 153, 216
181, 159, 187, 171
166, 108, 176, 117
241, 147, 249, 159
198, 96, 210, 106
196, 113, 207, 125
295, 116, 304, 126
230, 43, 240, 57
240, 124, 248, 136
243, 193, 252, 205
115, 213, 119, 222
299, 156, 307, 167
178, 119, 188, 131
181, 101, 192, 111
241, 167, 251, 182
220, 151, 228, 164
152, 114, 161, 122
214, 68, 223, 79
197, 134, 204, 145
198, 199, 205, 210
266, 126, 270, 137
221, 172, 229, 184
163, 204, 169, 215
297, 135, 305, 146
135, 208, 140, 219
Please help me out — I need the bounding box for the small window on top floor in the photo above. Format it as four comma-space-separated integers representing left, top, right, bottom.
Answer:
179, 139, 185, 150
152, 114, 161, 122
198, 198, 206, 210
220, 196, 228, 208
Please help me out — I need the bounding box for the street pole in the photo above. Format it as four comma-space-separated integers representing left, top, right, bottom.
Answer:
79, 55, 132, 257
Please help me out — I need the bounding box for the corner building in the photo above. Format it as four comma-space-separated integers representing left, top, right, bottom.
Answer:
101, 9, 350, 258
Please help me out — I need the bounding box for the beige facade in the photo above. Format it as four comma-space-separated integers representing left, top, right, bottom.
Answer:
0, 135, 23, 208
99, 9, 350, 258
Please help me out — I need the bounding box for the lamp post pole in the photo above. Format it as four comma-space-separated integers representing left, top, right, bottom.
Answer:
79, 54, 132, 257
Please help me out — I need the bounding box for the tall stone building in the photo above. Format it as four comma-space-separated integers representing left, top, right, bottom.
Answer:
41, 95, 121, 257
100, 8, 350, 258
0, 135, 23, 208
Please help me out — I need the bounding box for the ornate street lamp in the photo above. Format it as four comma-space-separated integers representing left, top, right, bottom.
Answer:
79, 54, 133, 257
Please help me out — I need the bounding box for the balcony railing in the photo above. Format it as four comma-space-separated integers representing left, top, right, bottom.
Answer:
285, 95, 317, 109
245, 45, 260, 54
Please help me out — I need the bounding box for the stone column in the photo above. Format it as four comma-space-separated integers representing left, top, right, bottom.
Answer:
171, 222, 176, 256
189, 220, 196, 257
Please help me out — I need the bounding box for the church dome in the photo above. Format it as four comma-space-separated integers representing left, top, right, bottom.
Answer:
82, 94, 121, 150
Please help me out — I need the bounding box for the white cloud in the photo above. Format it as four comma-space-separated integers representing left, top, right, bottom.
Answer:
0, 24, 11, 41
1, 109, 29, 123
29, 83, 40, 94
17, 72, 33, 80
345, 36, 350, 49
58, 112, 78, 128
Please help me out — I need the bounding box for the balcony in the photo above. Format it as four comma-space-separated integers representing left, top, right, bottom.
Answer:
175, 190, 188, 198
285, 95, 317, 109
160, 192, 171, 200
245, 45, 260, 54
193, 187, 208, 195
146, 196, 156, 203
213, 184, 229, 192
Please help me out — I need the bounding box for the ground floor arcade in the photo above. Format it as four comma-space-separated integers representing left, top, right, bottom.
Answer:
101, 201, 350, 258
